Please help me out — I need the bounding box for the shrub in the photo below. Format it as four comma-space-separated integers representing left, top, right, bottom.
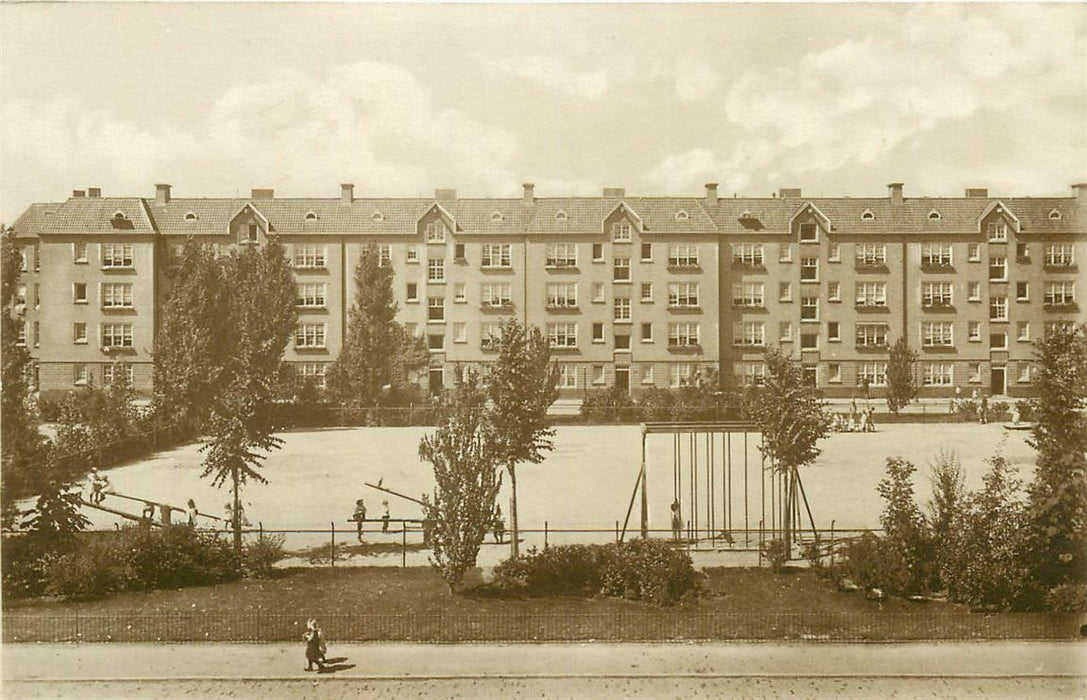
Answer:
990, 401, 1010, 420
637, 388, 678, 421
494, 544, 604, 596
121, 525, 238, 590
243, 534, 287, 578
1014, 399, 1034, 422
1045, 584, 1087, 613
1, 535, 68, 598
957, 399, 978, 419
579, 387, 637, 423
840, 532, 912, 595
761, 538, 788, 573
45, 536, 130, 599
877, 457, 934, 594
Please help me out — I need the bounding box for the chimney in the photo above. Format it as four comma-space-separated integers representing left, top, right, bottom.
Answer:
340, 183, 354, 205
1073, 183, 1087, 201
603, 187, 625, 198
435, 188, 456, 201
522, 182, 535, 203
705, 182, 718, 204
965, 188, 988, 198
251, 188, 274, 200
778, 188, 802, 199
888, 182, 904, 205
72, 189, 86, 198
155, 183, 171, 206
87, 187, 101, 198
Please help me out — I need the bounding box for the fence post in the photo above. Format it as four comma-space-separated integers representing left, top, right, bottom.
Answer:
330, 521, 335, 568
830, 519, 835, 568
402, 525, 407, 568
544, 520, 548, 550
615, 520, 619, 543
758, 519, 764, 567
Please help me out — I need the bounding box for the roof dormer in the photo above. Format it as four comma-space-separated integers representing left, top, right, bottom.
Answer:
417, 202, 456, 238
976, 200, 1020, 234
602, 201, 643, 236
229, 203, 269, 243
788, 202, 831, 240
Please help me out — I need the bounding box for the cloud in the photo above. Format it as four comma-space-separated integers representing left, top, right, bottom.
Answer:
674, 58, 721, 102
488, 54, 638, 101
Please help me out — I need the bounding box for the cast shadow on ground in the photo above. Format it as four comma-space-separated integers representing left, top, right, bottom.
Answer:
317, 658, 354, 674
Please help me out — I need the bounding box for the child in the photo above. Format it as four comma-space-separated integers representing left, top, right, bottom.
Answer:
186, 499, 198, 527
492, 505, 506, 544
670, 500, 683, 541
303, 618, 326, 672
381, 500, 390, 533
353, 499, 367, 542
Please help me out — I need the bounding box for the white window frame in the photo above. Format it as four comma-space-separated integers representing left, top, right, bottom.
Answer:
592, 282, 605, 304
856, 244, 887, 266
921, 243, 953, 267
294, 244, 327, 269
428, 296, 446, 322
669, 282, 700, 308
731, 243, 763, 267
968, 244, 981, 262
73, 242, 88, 264
922, 282, 953, 307
547, 323, 578, 348
481, 243, 512, 269
731, 282, 764, 308
968, 321, 982, 342
558, 364, 578, 388
453, 282, 467, 303
427, 257, 446, 283
733, 321, 765, 347
990, 296, 1008, 322
668, 243, 699, 267
612, 222, 632, 242
989, 255, 1007, 282
921, 321, 954, 347
613, 256, 631, 282
74, 322, 88, 344
779, 321, 793, 342
799, 222, 819, 243
545, 243, 578, 268
923, 363, 953, 387
640, 282, 653, 303
295, 323, 327, 349
1044, 281, 1076, 306
101, 244, 134, 269
295, 283, 326, 308
614, 297, 632, 322
828, 281, 841, 302
779, 282, 792, 303
480, 282, 512, 309
800, 257, 819, 281
855, 281, 887, 307
1044, 243, 1074, 267
987, 221, 1008, 242
1017, 321, 1031, 342
425, 221, 446, 243
405, 246, 419, 263
800, 296, 819, 321
480, 322, 502, 350
102, 323, 134, 348
856, 323, 889, 348
857, 362, 888, 388
668, 322, 700, 347
546, 282, 578, 309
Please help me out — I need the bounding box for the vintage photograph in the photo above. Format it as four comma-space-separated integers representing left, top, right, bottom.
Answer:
1, 2, 1085, 698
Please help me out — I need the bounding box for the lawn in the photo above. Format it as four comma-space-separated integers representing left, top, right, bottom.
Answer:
4, 565, 1078, 643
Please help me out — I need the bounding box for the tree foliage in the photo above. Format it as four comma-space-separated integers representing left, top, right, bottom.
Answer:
877, 456, 933, 593
748, 347, 829, 474
885, 337, 918, 414
419, 375, 503, 592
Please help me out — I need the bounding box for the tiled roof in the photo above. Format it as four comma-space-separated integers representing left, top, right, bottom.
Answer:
12, 192, 1085, 237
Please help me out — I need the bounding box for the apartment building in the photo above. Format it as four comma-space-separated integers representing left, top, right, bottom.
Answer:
10, 181, 1085, 402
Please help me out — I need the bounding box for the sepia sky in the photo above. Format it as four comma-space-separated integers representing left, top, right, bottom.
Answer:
1, 3, 1085, 223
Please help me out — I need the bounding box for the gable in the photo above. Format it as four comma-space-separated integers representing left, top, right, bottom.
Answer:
602, 202, 643, 234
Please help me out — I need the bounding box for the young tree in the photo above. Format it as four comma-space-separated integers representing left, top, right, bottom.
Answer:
420, 375, 503, 593
21, 446, 90, 539
877, 456, 932, 593
927, 447, 965, 590
1023, 323, 1087, 601
201, 242, 297, 553
748, 347, 829, 555
153, 239, 229, 431
885, 337, 918, 414
487, 318, 559, 557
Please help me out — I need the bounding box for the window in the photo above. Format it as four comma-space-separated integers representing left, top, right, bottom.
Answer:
97, 282, 133, 309
779, 321, 793, 342
1047, 320, 1076, 337
968, 244, 981, 262
102, 323, 133, 348
801, 296, 819, 321
968, 363, 982, 384
779, 244, 793, 263
923, 363, 953, 386
558, 364, 577, 389
613, 257, 631, 282
642, 365, 655, 385
827, 322, 840, 342
779, 282, 792, 303
922, 282, 953, 307
453, 322, 467, 344
547, 323, 578, 348
454, 282, 467, 303
856, 244, 887, 266
668, 282, 700, 308
640, 243, 652, 262
675, 210, 690, 221
668, 243, 699, 267
104, 363, 135, 387
406, 246, 419, 263
372, 211, 385, 222
1017, 322, 1031, 342
828, 243, 840, 262
592, 243, 604, 262
731, 243, 764, 267
480, 322, 501, 350
1045, 243, 1074, 267
293, 244, 325, 269
1017, 362, 1033, 384
592, 365, 606, 385
990, 296, 1008, 321
671, 363, 695, 388
33, 283, 38, 308
546, 243, 577, 268
1016, 242, 1030, 262
295, 283, 326, 308
480, 282, 512, 308
614, 298, 631, 322
668, 322, 700, 347
428, 297, 445, 322
640, 322, 653, 343
481, 244, 511, 268
74, 364, 89, 385
304, 211, 318, 222
828, 363, 842, 384
15, 322, 26, 347
184, 211, 197, 222
247, 224, 258, 243
74, 323, 87, 344
612, 222, 632, 242
731, 282, 764, 308
1016, 282, 1029, 302
861, 210, 875, 222
546, 283, 578, 308
928, 210, 942, 221
921, 243, 953, 268
799, 223, 819, 242
102, 244, 133, 268
74, 242, 88, 263
1044, 281, 1076, 306
426, 221, 446, 243
858, 362, 887, 387
828, 281, 841, 302
454, 243, 466, 261
856, 323, 889, 348
406, 283, 418, 302
800, 332, 818, 350
968, 321, 982, 342
855, 281, 887, 307
592, 282, 605, 303
427, 258, 445, 283
73, 283, 88, 303
738, 363, 766, 387
15, 284, 26, 307
640, 282, 653, 302
989, 255, 1007, 281
427, 334, 444, 350
800, 257, 818, 281
555, 210, 568, 223
491, 211, 504, 223
987, 221, 1008, 242
295, 363, 327, 389
592, 323, 604, 343
968, 282, 982, 302
1049, 209, 1062, 221
295, 323, 326, 349
733, 321, 765, 347
377, 244, 391, 267
922, 321, 954, 347
990, 332, 1008, 349
615, 334, 631, 350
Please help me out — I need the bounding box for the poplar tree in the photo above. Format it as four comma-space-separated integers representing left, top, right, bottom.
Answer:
885, 337, 918, 414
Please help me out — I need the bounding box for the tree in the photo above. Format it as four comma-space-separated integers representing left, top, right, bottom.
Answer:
747, 347, 829, 555
153, 239, 229, 431
877, 456, 932, 593
885, 337, 918, 414
1023, 323, 1087, 601
419, 374, 503, 593
20, 446, 90, 539
487, 318, 559, 557
200, 241, 297, 553
328, 244, 424, 407
927, 447, 965, 590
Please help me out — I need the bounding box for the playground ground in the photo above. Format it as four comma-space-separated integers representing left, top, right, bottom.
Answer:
69, 422, 1037, 566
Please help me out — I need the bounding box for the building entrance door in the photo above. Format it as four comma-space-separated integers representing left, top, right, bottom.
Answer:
990, 365, 1006, 396
429, 367, 444, 396
615, 366, 630, 394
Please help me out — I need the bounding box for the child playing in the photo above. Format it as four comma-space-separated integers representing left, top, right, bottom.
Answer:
303, 618, 327, 671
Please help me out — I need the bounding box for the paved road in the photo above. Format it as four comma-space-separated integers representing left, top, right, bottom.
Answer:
4, 641, 1085, 699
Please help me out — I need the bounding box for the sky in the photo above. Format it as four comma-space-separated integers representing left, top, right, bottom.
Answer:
1, 3, 1085, 224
